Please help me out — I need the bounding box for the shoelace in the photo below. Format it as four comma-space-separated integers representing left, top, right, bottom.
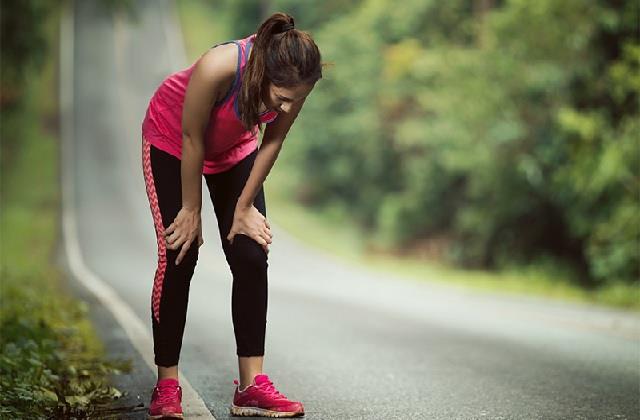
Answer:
256, 380, 287, 400
154, 385, 181, 405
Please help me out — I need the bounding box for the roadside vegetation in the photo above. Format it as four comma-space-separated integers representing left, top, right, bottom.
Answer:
1, 1, 131, 417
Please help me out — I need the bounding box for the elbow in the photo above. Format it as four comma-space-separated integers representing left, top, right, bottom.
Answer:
182, 131, 204, 149
182, 130, 195, 142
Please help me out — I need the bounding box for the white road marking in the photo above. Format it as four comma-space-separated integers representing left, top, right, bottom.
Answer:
59, 2, 215, 418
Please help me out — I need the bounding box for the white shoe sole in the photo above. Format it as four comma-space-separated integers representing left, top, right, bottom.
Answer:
230, 404, 304, 418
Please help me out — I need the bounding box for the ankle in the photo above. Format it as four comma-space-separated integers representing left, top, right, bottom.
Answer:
157, 364, 179, 382
239, 372, 262, 390
240, 378, 258, 390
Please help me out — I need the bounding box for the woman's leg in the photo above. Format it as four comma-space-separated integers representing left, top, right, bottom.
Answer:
142, 136, 200, 379
204, 148, 268, 389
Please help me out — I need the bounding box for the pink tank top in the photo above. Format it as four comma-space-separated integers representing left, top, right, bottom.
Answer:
141, 33, 278, 174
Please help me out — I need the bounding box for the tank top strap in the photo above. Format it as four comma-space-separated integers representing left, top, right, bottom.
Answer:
212, 35, 255, 107
210, 40, 242, 107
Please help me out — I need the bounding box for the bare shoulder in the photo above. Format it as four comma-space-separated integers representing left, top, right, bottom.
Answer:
186, 43, 239, 106
194, 43, 238, 84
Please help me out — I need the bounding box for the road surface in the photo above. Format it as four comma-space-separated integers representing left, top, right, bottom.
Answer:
61, 1, 640, 419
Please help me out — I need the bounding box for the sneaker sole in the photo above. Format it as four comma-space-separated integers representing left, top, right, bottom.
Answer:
147, 413, 183, 419
230, 404, 304, 418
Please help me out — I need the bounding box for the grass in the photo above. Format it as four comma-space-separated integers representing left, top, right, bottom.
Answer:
176, 2, 640, 312
0, 5, 130, 418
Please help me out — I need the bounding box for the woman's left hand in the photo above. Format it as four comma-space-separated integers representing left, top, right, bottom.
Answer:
197, 223, 204, 248
227, 204, 272, 254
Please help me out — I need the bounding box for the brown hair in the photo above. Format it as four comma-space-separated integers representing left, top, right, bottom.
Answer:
238, 12, 323, 131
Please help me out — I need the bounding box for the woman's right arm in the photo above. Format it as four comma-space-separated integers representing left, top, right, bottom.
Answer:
165, 46, 236, 264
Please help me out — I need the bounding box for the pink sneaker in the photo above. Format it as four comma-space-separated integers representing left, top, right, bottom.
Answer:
230, 374, 305, 417
148, 378, 183, 419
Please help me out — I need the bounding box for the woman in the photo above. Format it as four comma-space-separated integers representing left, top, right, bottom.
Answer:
141, 12, 322, 419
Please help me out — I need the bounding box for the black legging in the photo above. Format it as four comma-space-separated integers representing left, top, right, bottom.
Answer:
142, 136, 268, 367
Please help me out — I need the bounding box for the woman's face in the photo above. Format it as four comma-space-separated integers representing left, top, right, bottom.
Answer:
261, 82, 314, 114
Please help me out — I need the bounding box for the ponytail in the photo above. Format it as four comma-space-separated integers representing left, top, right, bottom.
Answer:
238, 12, 323, 131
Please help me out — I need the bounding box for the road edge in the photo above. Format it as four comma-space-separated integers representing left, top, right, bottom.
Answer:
58, 1, 216, 418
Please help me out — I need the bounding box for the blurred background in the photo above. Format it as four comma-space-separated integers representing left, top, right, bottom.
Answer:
176, 0, 639, 307
1, 0, 638, 418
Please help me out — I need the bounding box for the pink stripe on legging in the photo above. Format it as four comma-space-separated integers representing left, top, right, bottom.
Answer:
142, 135, 167, 324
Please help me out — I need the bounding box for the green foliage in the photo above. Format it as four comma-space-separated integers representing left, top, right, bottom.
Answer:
0, 0, 135, 108
0, 97, 131, 418
287, 0, 639, 287
0, 274, 129, 418
174, 0, 640, 307
0, 105, 131, 418
0, 0, 55, 105
0, 2, 133, 416
178, 0, 639, 291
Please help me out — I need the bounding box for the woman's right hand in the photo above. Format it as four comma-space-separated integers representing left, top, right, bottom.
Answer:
226, 204, 272, 255
164, 206, 202, 265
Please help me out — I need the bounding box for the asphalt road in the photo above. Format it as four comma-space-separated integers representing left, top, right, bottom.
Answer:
65, 1, 640, 419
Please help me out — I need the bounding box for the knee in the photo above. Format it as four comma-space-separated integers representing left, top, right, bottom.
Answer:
226, 234, 268, 271
164, 242, 199, 268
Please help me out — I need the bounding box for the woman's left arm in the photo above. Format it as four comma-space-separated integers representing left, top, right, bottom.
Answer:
236, 98, 305, 210
227, 99, 306, 248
